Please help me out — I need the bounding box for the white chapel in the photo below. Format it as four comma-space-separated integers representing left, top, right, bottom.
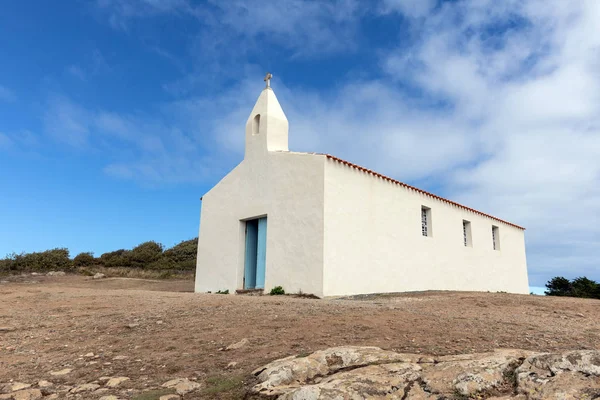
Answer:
194, 75, 529, 297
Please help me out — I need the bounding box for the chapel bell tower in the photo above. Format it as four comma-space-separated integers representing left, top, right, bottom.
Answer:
244, 73, 289, 159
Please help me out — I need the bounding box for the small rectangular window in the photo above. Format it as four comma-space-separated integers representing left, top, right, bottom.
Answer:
492, 225, 500, 250
421, 206, 431, 237
463, 220, 472, 247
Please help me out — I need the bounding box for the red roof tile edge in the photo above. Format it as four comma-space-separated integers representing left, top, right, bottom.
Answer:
324, 154, 525, 230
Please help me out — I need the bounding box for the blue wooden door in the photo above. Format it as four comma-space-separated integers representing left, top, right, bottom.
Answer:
255, 217, 267, 289
244, 220, 258, 289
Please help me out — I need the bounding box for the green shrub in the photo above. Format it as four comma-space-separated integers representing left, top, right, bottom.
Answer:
98, 241, 164, 269
216, 289, 229, 294
147, 257, 176, 270
1, 237, 199, 275
100, 249, 129, 268
161, 238, 197, 270
545, 276, 572, 296
0, 254, 17, 273
270, 286, 285, 295
73, 252, 95, 267
545, 276, 600, 299
0, 248, 73, 273
571, 277, 600, 299
128, 241, 163, 269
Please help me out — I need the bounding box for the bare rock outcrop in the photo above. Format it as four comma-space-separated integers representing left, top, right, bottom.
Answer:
278, 362, 423, 399
252, 347, 600, 399
515, 350, 600, 399
252, 346, 420, 396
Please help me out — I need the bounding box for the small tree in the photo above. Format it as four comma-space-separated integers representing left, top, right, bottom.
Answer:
545, 276, 600, 299
544, 276, 572, 297
73, 252, 95, 267
571, 277, 600, 299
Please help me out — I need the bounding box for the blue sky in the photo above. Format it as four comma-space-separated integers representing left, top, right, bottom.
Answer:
1, 0, 599, 288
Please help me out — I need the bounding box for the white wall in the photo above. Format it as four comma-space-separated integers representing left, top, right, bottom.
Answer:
195, 152, 326, 297
323, 158, 529, 296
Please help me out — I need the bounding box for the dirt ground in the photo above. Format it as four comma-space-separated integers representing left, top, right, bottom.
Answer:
1, 275, 599, 399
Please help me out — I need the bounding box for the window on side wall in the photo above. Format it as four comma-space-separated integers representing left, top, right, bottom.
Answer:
421, 206, 432, 237
463, 220, 472, 247
492, 225, 500, 250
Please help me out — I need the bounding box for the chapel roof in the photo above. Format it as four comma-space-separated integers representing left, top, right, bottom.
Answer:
324, 153, 525, 230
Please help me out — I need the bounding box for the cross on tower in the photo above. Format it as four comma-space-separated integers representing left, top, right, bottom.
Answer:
264, 72, 272, 88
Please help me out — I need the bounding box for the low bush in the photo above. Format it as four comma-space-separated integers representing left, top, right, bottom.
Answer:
73, 252, 95, 267
128, 241, 164, 269
270, 286, 285, 295
100, 249, 129, 268
0, 248, 72, 273
1, 237, 198, 278
98, 239, 197, 271
160, 238, 198, 270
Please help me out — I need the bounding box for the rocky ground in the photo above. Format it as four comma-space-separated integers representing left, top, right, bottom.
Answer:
1, 274, 599, 399
251, 346, 600, 399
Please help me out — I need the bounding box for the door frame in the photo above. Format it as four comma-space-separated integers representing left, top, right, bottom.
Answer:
240, 214, 267, 290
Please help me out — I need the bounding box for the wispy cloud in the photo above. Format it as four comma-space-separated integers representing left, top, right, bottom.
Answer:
379, 0, 437, 17
95, 0, 365, 97
0, 132, 12, 149
96, 0, 363, 57
0, 130, 40, 151
66, 49, 111, 81
42, 94, 232, 185
67, 65, 86, 80
204, 0, 363, 56
95, 0, 193, 30
44, 95, 91, 148
0, 85, 16, 102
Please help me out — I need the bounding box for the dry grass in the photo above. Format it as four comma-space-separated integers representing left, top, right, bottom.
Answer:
202, 375, 245, 397
77, 266, 194, 280
131, 389, 176, 400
